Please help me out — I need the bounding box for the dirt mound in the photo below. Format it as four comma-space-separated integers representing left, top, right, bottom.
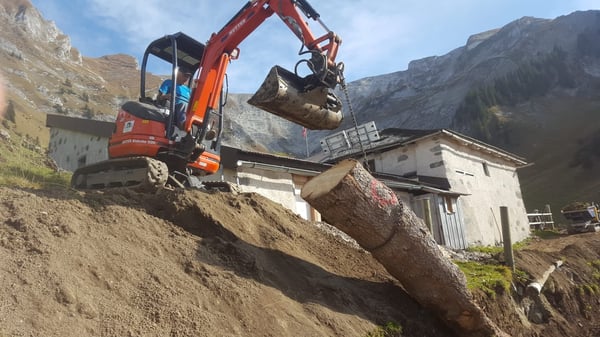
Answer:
478, 234, 600, 337
0, 187, 451, 337
2, 186, 600, 337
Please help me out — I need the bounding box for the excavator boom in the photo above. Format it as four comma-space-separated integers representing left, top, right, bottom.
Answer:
186, 0, 344, 134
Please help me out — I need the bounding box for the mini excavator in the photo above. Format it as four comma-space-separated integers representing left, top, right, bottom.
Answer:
71, 0, 344, 190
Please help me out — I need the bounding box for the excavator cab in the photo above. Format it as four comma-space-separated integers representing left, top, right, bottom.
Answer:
138, 32, 204, 140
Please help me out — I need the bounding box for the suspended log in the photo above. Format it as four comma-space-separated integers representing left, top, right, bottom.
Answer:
301, 159, 508, 337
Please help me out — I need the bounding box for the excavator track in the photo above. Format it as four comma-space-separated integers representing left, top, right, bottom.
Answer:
71, 157, 169, 192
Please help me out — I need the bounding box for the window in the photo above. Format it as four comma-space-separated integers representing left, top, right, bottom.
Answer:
455, 170, 474, 177
482, 162, 490, 176
77, 155, 86, 168
444, 196, 456, 214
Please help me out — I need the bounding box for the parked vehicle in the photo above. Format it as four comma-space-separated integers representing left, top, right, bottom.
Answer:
561, 202, 600, 234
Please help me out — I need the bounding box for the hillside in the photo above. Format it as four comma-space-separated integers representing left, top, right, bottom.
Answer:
0, 0, 160, 148
4, 2, 600, 336
2, 183, 600, 337
502, 97, 600, 217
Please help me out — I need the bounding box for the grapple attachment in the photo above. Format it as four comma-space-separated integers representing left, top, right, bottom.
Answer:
248, 66, 343, 130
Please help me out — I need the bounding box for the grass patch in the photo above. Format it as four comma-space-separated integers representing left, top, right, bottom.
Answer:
455, 261, 512, 298
466, 245, 503, 255
578, 284, 600, 296
365, 322, 402, 337
0, 129, 71, 189
589, 260, 600, 282
467, 238, 531, 255
513, 268, 530, 284
531, 229, 563, 239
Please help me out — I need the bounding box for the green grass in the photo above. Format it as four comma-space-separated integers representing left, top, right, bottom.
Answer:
589, 260, 600, 282
455, 261, 512, 298
466, 245, 503, 255
0, 128, 71, 189
531, 229, 563, 239
365, 322, 403, 337
467, 237, 532, 255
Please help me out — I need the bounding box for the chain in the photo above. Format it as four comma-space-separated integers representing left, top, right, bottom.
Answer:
338, 65, 371, 172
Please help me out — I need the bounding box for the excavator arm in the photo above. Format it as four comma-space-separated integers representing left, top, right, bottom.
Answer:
185, 0, 344, 137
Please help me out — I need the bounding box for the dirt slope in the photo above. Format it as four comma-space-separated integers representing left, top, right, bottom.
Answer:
0, 187, 452, 337
2, 186, 600, 337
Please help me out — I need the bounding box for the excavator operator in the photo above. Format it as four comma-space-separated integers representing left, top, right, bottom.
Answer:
157, 67, 192, 129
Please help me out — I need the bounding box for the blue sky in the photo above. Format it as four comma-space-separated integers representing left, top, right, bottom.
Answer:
31, 0, 599, 93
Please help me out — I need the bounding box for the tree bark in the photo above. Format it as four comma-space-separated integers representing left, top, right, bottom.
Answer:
301, 159, 509, 337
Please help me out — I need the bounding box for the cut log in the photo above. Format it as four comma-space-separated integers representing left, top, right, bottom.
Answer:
301, 159, 509, 337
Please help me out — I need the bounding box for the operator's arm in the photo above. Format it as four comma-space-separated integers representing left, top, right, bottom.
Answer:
157, 80, 172, 101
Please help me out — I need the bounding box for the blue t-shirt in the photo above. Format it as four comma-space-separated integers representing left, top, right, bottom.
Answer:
159, 79, 190, 127
159, 79, 191, 105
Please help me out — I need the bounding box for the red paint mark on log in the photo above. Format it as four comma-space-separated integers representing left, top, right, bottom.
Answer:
370, 180, 398, 208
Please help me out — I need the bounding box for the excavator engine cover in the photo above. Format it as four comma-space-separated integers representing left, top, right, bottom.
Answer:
248, 66, 343, 130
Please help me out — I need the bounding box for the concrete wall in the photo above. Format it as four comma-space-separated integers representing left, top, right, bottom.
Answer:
371, 145, 418, 176
369, 138, 448, 179
212, 167, 319, 222
48, 128, 109, 172
440, 139, 530, 246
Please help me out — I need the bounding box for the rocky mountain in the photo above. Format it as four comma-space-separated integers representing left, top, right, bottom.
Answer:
344, 12, 600, 131
1, 0, 599, 214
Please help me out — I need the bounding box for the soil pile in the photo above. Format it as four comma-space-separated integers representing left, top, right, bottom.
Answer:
1, 186, 600, 337
0, 187, 450, 337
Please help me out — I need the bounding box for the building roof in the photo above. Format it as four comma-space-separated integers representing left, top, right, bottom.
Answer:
46, 114, 114, 138
322, 128, 527, 166
220, 145, 333, 176
223, 146, 456, 195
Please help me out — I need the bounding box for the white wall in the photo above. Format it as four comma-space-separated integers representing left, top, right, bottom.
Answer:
48, 128, 109, 172
371, 138, 447, 178
440, 140, 530, 246
220, 167, 316, 221
373, 145, 418, 176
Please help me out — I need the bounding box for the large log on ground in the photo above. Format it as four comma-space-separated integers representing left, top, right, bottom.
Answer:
301, 159, 509, 337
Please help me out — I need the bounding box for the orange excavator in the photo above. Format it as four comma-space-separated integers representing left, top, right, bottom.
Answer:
71, 0, 344, 190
